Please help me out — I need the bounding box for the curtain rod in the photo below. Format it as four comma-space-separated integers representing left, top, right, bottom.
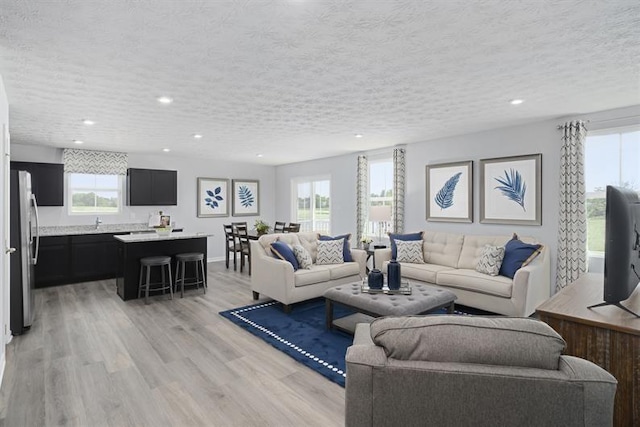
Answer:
557, 114, 640, 129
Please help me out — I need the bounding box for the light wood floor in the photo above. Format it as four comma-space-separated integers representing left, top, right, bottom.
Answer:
0, 261, 345, 427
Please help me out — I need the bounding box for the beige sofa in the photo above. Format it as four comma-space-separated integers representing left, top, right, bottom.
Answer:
250, 232, 367, 312
375, 232, 550, 316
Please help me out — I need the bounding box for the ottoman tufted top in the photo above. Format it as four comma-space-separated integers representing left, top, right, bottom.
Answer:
324, 282, 457, 317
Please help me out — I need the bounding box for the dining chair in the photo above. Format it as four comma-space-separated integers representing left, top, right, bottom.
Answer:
274, 221, 286, 233
286, 222, 301, 233
234, 224, 252, 274
223, 224, 241, 270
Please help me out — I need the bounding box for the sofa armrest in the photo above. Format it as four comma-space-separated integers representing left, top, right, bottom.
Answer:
250, 241, 295, 302
373, 248, 392, 269
350, 248, 367, 278
512, 245, 551, 316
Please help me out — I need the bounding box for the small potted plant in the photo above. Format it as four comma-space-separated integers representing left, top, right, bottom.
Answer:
255, 219, 271, 235
360, 236, 373, 250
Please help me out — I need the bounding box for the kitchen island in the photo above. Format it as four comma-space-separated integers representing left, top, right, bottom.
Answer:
114, 231, 211, 301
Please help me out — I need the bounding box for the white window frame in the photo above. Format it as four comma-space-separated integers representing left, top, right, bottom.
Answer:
290, 175, 331, 234
366, 154, 394, 241
67, 173, 123, 215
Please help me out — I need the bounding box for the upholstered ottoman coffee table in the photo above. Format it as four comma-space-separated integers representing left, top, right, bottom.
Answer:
324, 282, 457, 333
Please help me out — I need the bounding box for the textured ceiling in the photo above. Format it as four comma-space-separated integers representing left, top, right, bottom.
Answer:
0, 0, 639, 166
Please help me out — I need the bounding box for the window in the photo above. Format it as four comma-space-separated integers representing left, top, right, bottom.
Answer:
292, 177, 330, 233
367, 157, 393, 241
68, 173, 122, 214
585, 126, 640, 254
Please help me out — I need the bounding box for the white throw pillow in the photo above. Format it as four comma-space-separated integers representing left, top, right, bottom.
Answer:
316, 239, 344, 265
292, 244, 313, 269
475, 245, 506, 276
395, 240, 425, 264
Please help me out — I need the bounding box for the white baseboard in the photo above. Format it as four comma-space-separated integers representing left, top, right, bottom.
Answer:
0, 350, 5, 389
207, 256, 225, 263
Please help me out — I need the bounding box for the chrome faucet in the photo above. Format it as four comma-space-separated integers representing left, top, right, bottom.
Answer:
95, 216, 102, 229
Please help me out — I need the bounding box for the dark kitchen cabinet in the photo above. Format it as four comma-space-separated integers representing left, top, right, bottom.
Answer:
10, 161, 64, 206
127, 168, 177, 206
34, 236, 71, 287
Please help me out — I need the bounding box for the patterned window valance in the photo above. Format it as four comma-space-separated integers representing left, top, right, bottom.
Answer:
63, 149, 128, 175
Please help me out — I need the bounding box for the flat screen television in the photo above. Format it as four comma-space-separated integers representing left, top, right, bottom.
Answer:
588, 185, 640, 317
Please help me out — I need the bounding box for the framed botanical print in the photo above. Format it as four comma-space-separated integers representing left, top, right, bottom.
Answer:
197, 177, 229, 218
232, 179, 260, 216
480, 154, 542, 225
426, 160, 473, 223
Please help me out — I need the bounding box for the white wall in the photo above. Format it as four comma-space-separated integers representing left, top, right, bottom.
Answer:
9, 144, 277, 261
276, 105, 640, 296
0, 75, 9, 386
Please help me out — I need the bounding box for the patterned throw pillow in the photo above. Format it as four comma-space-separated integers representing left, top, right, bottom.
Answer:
395, 240, 425, 264
475, 245, 506, 276
292, 244, 313, 269
316, 239, 344, 265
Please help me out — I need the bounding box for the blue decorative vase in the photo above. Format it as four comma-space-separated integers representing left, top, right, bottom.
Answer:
368, 269, 384, 289
387, 260, 402, 290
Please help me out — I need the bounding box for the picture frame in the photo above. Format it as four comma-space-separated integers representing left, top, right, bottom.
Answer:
197, 177, 230, 218
480, 154, 542, 225
232, 179, 260, 216
426, 160, 473, 223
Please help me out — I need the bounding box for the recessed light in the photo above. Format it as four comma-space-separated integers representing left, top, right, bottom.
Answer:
510, 99, 524, 105
354, 134, 363, 138
82, 119, 95, 125
157, 96, 173, 104
193, 134, 203, 139
162, 148, 170, 152
256, 154, 263, 158
73, 140, 84, 144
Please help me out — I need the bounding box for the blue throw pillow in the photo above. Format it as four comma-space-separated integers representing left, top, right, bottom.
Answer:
499, 236, 543, 279
389, 232, 423, 259
270, 241, 299, 271
318, 234, 353, 262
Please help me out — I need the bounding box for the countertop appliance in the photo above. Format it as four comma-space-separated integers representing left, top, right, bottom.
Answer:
9, 169, 39, 335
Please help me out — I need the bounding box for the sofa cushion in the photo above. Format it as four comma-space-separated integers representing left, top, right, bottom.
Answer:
422, 232, 464, 268
369, 315, 566, 370
436, 269, 513, 298
327, 262, 360, 280
316, 239, 345, 265
396, 240, 425, 264
383, 261, 454, 284
389, 232, 423, 259
475, 245, 505, 276
270, 241, 299, 271
294, 266, 331, 287
319, 234, 353, 262
499, 235, 543, 278
297, 232, 319, 263
292, 244, 313, 269
457, 235, 513, 270
259, 233, 302, 254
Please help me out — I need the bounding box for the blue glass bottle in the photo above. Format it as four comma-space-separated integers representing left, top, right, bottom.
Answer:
387, 260, 402, 290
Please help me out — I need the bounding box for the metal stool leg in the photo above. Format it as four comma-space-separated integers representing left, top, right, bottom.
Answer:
167, 263, 174, 300
138, 264, 144, 299
200, 259, 207, 293
145, 266, 151, 304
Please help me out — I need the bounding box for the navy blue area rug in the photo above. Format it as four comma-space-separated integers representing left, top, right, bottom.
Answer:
219, 298, 355, 386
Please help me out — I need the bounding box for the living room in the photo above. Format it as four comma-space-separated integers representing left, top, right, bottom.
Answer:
1, 1, 639, 426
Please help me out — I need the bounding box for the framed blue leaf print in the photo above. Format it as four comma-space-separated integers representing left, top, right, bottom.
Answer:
197, 177, 229, 218
232, 179, 260, 216
426, 161, 473, 223
480, 154, 542, 225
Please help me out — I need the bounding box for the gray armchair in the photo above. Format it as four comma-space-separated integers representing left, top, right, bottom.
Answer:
345, 316, 617, 427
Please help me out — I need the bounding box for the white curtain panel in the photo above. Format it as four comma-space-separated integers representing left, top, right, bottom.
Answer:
393, 147, 406, 233
556, 120, 587, 292
63, 148, 128, 175
356, 155, 368, 245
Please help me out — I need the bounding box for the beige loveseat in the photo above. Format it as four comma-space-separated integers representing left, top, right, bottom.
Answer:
250, 232, 367, 312
375, 232, 550, 316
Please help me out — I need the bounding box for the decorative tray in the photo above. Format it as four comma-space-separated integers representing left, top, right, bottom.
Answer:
361, 279, 412, 295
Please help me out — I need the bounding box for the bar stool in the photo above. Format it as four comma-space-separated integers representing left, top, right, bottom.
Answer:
174, 252, 207, 297
138, 256, 173, 304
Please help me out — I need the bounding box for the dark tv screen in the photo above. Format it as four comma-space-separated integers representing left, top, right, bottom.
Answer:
603, 185, 640, 304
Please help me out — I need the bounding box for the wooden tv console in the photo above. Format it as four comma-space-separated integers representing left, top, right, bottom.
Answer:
536, 273, 639, 427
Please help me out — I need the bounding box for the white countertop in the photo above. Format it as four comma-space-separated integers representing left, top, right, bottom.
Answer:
41, 223, 156, 236
114, 231, 212, 243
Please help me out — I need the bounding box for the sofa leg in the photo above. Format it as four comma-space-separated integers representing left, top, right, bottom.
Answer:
252, 291, 259, 300
282, 304, 292, 314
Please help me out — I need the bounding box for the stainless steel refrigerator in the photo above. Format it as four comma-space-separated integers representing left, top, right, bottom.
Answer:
9, 169, 40, 335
